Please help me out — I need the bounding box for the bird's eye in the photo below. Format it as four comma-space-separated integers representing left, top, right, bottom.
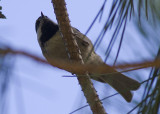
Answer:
45, 16, 48, 18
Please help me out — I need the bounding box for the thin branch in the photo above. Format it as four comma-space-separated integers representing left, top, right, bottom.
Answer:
1, 48, 160, 75
138, 48, 160, 113
70, 93, 119, 114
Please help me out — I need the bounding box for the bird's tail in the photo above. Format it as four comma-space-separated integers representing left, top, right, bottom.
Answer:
93, 73, 140, 102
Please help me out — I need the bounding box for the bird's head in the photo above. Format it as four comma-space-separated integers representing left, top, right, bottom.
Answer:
35, 12, 59, 45
35, 12, 58, 33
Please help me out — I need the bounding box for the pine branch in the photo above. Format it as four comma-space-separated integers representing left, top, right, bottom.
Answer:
51, 0, 106, 113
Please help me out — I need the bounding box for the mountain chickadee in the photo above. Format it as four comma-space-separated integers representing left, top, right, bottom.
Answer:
35, 12, 140, 102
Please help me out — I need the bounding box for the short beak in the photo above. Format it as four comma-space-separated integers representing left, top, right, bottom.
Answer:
41, 12, 44, 17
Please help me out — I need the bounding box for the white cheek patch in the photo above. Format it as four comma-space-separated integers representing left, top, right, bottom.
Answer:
37, 23, 42, 41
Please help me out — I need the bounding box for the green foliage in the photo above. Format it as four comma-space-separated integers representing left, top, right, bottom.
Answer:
0, 52, 14, 114
84, 0, 160, 113
89, 0, 158, 63
137, 49, 160, 114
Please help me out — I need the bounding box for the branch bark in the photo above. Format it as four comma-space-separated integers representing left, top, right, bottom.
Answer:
51, 0, 106, 113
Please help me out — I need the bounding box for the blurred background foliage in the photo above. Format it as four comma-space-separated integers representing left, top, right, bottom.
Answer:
0, 51, 14, 114
0, 6, 6, 19
0, 0, 160, 114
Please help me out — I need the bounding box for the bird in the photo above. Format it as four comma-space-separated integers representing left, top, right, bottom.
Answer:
35, 12, 140, 102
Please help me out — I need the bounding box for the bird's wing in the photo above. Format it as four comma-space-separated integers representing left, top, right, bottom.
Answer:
72, 27, 93, 47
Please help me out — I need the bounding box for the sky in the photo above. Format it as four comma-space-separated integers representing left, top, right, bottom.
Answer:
0, 0, 159, 114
